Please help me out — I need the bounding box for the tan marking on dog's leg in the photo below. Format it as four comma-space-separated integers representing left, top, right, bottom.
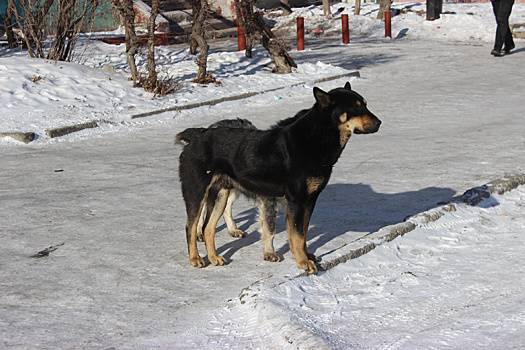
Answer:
195, 174, 222, 242
303, 206, 316, 261
286, 211, 317, 274
188, 204, 205, 268
196, 201, 206, 242
204, 189, 229, 266
306, 177, 325, 194
258, 198, 281, 262
223, 190, 245, 238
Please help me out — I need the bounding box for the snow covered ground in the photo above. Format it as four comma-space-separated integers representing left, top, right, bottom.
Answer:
187, 186, 525, 349
1, 2, 525, 349
1, 2, 524, 142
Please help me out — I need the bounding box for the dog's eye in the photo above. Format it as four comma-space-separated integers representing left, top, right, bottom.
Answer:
355, 101, 361, 107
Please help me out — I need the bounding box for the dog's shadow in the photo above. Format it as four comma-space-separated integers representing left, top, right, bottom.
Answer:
216, 183, 456, 260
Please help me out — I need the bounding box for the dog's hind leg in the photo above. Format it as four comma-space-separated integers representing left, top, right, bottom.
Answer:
203, 185, 229, 266
196, 201, 207, 242
224, 190, 246, 239
258, 197, 282, 262
180, 154, 208, 268
184, 197, 206, 268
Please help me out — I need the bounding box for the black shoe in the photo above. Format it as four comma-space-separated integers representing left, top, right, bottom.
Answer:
504, 44, 515, 54
491, 49, 505, 57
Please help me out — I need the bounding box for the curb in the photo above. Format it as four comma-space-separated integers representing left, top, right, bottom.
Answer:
0, 132, 37, 144
4, 71, 360, 143
130, 71, 360, 119
45, 121, 99, 139
318, 173, 525, 272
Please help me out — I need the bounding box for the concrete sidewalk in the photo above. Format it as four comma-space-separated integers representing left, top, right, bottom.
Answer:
1, 39, 525, 348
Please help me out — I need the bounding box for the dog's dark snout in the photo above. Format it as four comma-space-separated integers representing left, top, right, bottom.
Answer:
368, 118, 381, 133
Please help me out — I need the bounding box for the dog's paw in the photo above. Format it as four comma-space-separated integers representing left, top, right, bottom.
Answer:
264, 252, 283, 262
209, 255, 225, 266
229, 229, 246, 239
297, 259, 318, 275
189, 256, 206, 268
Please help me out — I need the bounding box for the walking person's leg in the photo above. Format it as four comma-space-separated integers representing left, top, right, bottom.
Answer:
491, 0, 505, 54
492, 0, 515, 56
503, 0, 516, 53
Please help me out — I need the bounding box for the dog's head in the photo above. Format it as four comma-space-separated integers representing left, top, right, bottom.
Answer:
313, 82, 381, 143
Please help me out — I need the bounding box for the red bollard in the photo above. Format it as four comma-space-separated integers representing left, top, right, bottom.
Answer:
384, 8, 392, 38
297, 17, 305, 51
341, 14, 349, 44
237, 23, 246, 51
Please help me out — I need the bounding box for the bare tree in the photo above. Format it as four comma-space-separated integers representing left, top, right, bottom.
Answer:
377, 0, 391, 20
354, 0, 361, 16
235, 0, 296, 73
12, 0, 54, 58
111, 0, 139, 82
234, 0, 255, 58
253, 12, 296, 73
322, 0, 332, 18
47, 0, 97, 61
145, 0, 159, 89
5, 0, 18, 48
190, 0, 215, 83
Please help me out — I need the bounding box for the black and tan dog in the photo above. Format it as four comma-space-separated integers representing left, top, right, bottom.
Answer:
194, 116, 306, 246
176, 82, 381, 274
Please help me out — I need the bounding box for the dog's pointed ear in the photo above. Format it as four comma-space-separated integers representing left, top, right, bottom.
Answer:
313, 87, 332, 108
344, 82, 352, 90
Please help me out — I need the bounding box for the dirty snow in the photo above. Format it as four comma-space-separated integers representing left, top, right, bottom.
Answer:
273, 2, 525, 42
1, 2, 524, 142
1, 2, 525, 349
187, 187, 525, 349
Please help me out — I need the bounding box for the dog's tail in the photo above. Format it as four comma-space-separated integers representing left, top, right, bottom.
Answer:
175, 128, 207, 145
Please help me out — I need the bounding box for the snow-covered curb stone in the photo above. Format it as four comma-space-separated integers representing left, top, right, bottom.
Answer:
0, 131, 37, 144
44, 120, 100, 139
130, 71, 361, 119
318, 173, 525, 272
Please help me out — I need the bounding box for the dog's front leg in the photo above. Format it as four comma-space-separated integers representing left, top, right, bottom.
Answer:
286, 201, 317, 274
302, 196, 319, 262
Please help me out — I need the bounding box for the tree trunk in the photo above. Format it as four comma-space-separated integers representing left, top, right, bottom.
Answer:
51, 0, 75, 60
5, 0, 18, 48
27, 0, 96, 61
252, 11, 296, 74
354, 0, 361, 16
377, 0, 391, 20
112, 0, 139, 82
234, 0, 255, 58
146, 0, 159, 89
322, 0, 331, 18
191, 0, 212, 83
189, 0, 199, 55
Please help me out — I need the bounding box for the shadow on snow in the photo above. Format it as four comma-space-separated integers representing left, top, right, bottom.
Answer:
216, 183, 456, 261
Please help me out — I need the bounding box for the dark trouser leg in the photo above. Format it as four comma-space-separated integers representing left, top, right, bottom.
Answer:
492, 0, 515, 51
